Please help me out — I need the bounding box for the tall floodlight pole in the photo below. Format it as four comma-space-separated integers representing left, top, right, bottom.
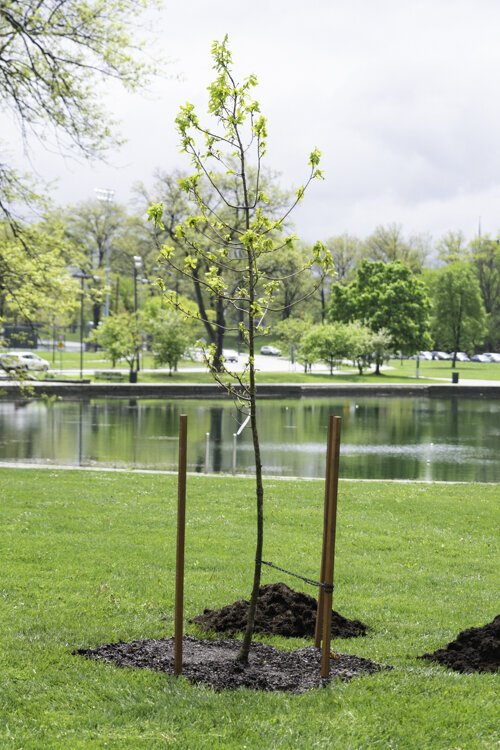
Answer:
133, 255, 143, 373
94, 188, 115, 318
72, 269, 94, 380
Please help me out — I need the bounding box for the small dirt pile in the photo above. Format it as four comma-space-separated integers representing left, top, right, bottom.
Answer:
75, 636, 385, 692
420, 615, 499, 673
190, 582, 367, 639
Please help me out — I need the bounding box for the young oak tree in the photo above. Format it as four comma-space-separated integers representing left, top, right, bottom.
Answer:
148, 37, 331, 663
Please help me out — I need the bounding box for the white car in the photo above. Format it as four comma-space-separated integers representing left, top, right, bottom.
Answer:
483, 352, 500, 363
0, 351, 50, 372
432, 351, 451, 360
454, 352, 470, 362
222, 349, 239, 363
260, 345, 281, 356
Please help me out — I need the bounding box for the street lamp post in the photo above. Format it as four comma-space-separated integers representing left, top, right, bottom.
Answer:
95, 187, 114, 319
133, 255, 143, 374
72, 269, 94, 380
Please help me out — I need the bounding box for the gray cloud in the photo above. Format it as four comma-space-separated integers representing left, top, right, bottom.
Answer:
4, 0, 500, 242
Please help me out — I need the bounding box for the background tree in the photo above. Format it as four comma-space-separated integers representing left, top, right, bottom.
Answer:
0, 0, 158, 226
469, 236, 500, 350
274, 316, 312, 364
299, 323, 351, 375
0, 0, 159, 340
436, 230, 469, 265
363, 327, 393, 375
63, 200, 131, 327
329, 259, 432, 369
429, 262, 486, 367
148, 37, 330, 663
0, 217, 78, 333
324, 233, 363, 284
365, 223, 428, 271
141, 167, 292, 364
142, 297, 196, 375
259, 242, 316, 320
87, 312, 141, 381
317, 234, 364, 322
347, 324, 393, 375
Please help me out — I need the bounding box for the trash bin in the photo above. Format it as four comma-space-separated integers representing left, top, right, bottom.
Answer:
452, 371, 459, 384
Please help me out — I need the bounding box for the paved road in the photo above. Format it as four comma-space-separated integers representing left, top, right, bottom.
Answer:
2, 348, 498, 386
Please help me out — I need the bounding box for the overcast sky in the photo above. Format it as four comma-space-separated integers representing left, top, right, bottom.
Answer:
7, 0, 500, 243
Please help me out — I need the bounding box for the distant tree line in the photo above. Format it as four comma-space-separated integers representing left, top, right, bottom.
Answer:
1, 182, 498, 371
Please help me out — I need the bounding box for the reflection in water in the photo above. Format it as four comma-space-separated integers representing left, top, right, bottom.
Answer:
0, 397, 499, 482
210, 407, 224, 473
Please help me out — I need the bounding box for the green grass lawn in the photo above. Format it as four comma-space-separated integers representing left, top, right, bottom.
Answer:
1, 469, 498, 749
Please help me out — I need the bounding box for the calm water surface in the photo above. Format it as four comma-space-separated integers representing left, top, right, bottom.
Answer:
0, 397, 499, 482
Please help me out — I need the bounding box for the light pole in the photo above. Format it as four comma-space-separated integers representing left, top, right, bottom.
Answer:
95, 187, 114, 319
133, 255, 143, 374
72, 269, 94, 380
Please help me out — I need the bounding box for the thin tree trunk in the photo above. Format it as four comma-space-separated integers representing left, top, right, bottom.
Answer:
236, 137, 263, 665
236, 373, 264, 664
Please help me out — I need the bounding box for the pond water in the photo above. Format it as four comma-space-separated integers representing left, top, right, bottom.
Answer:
1, 396, 499, 482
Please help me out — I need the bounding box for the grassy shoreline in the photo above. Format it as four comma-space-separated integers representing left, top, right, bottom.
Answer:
1, 468, 498, 749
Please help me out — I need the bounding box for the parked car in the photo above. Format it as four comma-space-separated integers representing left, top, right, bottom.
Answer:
223, 349, 239, 363
482, 352, 500, 363
0, 351, 50, 372
418, 351, 433, 360
260, 345, 281, 356
470, 354, 490, 363
432, 351, 451, 360
454, 352, 470, 362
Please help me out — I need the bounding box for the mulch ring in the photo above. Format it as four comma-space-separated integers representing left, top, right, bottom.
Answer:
420, 615, 500, 673
190, 582, 368, 639
74, 636, 386, 692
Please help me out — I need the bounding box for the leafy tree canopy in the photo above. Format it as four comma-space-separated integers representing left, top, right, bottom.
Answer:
429, 262, 486, 364
364, 223, 429, 272
0, 218, 78, 325
328, 259, 432, 356
87, 311, 141, 376
324, 233, 363, 284
0, 0, 158, 226
142, 295, 196, 374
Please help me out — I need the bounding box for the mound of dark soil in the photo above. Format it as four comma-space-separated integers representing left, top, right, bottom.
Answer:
75, 635, 386, 692
190, 582, 367, 639
420, 615, 500, 673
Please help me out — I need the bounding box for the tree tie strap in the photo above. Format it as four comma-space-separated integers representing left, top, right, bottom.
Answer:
258, 559, 334, 594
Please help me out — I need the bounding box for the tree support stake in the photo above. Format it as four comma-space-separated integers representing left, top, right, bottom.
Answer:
316, 415, 342, 679
174, 414, 188, 675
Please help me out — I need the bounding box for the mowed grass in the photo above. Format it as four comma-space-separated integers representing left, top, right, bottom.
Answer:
0, 468, 498, 749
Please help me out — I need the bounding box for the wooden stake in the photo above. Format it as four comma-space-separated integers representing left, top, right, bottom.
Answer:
315, 417, 334, 647
320, 416, 342, 679
174, 414, 188, 676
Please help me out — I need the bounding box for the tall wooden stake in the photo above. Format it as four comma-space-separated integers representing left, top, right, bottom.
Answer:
319, 416, 342, 679
174, 414, 188, 676
314, 417, 334, 647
